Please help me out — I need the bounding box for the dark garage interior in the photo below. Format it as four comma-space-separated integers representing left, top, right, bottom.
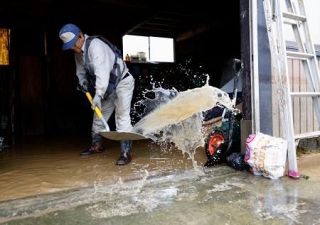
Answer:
0, 0, 242, 145
2, 2, 320, 224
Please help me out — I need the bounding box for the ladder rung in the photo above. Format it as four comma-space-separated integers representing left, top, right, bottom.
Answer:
290, 92, 320, 97
284, 19, 297, 25
295, 131, 320, 140
282, 12, 306, 22
286, 51, 314, 59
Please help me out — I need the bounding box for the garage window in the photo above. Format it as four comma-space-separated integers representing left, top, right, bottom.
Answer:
122, 35, 174, 63
0, 28, 10, 66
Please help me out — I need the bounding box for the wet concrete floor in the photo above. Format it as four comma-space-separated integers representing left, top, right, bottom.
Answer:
0, 136, 320, 224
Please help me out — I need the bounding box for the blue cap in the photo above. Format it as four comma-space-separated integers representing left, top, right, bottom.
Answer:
59, 23, 81, 50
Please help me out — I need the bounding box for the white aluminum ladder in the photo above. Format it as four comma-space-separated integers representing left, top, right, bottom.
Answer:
264, 0, 320, 178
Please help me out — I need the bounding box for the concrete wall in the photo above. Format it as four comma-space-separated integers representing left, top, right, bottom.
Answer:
305, 0, 320, 44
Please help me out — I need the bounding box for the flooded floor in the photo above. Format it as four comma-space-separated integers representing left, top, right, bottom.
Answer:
0, 136, 320, 224
0, 136, 203, 202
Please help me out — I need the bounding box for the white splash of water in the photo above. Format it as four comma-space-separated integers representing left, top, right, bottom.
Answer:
133, 84, 233, 171
133, 85, 232, 135
148, 113, 205, 171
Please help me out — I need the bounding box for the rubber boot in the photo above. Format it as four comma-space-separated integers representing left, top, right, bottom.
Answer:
116, 140, 132, 166
80, 142, 104, 156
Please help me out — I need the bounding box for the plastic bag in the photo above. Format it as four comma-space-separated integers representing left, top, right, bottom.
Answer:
245, 132, 287, 179
226, 152, 250, 171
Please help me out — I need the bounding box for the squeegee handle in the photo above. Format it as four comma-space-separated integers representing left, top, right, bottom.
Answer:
85, 92, 108, 129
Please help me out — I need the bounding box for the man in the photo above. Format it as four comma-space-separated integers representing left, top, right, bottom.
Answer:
59, 23, 135, 165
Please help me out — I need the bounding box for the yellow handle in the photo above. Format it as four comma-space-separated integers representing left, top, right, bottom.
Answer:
85, 92, 108, 130
85, 92, 103, 118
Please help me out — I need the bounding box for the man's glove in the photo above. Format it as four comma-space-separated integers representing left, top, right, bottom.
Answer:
92, 94, 102, 110
77, 79, 89, 93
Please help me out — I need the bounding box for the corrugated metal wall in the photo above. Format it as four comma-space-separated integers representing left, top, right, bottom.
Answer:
272, 57, 320, 137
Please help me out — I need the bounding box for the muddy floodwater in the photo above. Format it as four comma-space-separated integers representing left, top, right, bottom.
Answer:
0, 136, 320, 225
